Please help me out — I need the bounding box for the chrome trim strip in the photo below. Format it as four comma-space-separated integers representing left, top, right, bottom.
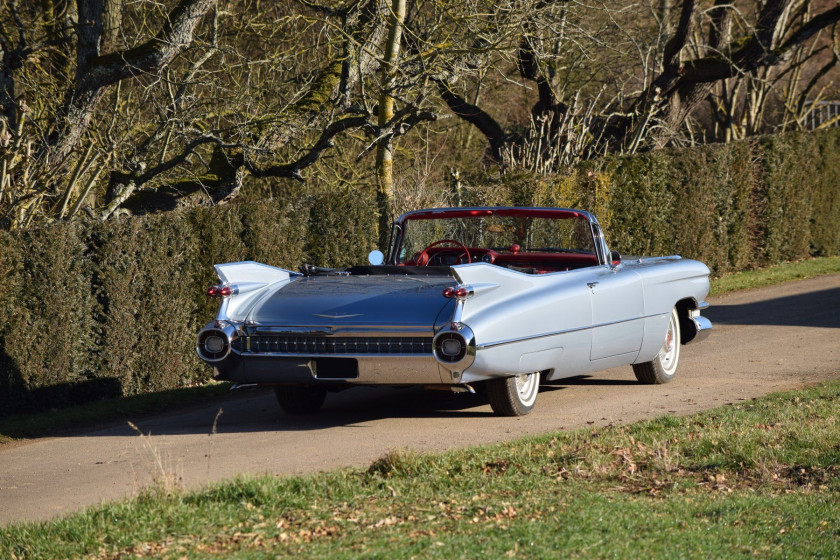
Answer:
451, 300, 465, 324
312, 313, 363, 319
250, 326, 433, 337
251, 326, 333, 335
698, 301, 710, 310
231, 351, 433, 358
476, 312, 668, 349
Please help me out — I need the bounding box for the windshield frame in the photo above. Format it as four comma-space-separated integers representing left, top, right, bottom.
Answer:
387, 207, 606, 267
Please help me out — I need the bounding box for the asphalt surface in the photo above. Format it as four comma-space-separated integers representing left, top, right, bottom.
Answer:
1, 274, 838, 525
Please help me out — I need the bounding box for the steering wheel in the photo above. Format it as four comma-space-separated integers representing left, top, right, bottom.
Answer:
416, 239, 472, 266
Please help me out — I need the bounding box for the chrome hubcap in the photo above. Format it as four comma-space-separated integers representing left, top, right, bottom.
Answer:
515, 372, 539, 407
659, 313, 679, 376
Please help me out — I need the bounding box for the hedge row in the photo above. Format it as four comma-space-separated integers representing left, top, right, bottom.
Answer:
1, 127, 838, 414
0, 188, 377, 414
455, 127, 840, 274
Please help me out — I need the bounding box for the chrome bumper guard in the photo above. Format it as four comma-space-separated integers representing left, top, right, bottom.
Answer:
683, 303, 712, 344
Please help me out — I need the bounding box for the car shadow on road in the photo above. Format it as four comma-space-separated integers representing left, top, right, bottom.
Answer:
72, 381, 587, 437
707, 287, 840, 329
84, 376, 638, 437
73, 386, 495, 437
546, 376, 638, 386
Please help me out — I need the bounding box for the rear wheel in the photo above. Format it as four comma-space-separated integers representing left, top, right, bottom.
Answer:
633, 308, 681, 384
486, 372, 540, 416
275, 386, 327, 414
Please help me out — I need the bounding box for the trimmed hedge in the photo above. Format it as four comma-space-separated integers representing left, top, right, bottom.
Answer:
457, 127, 840, 274
0, 190, 377, 415
1, 128, 838, 414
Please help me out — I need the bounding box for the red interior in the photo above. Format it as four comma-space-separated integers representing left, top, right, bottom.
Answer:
407, 247, 598, 273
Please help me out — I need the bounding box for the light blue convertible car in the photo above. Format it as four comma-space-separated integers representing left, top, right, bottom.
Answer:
197, 207, 711, 416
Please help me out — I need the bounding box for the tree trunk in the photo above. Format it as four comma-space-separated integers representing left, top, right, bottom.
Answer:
376, 0, 406, 250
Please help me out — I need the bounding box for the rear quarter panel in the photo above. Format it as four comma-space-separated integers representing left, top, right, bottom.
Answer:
450, 263, 593, 381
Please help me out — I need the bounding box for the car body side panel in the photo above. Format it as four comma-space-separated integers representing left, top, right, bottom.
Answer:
467, 330, 592, 383
587, 265, 645, 360
448, 258, 709, 382
449, 263, 593, 382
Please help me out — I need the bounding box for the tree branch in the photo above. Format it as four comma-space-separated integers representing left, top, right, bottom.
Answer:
796, 50, 839, 116
779, 6, 840, 53
680, 5, 840, 86
76, 0, 216, 95
707, 0, 732, 52
246, 114, 370, 180
47, 0, 216, 166
434, 79, 507, 160
662, 0, 696, 70
754, 0, 787, 49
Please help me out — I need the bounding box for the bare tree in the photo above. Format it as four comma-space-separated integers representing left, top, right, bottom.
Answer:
425, 0, 840, 168
1, 0, 215, 228
0, 0, 436, 231
705, 1, 840, 141
2, 0, 838, 232
604, 0, 840, 149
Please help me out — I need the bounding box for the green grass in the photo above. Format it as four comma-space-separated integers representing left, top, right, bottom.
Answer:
2, 381, 839, 559
710, 255, 840, 295
0, 383, 231, 445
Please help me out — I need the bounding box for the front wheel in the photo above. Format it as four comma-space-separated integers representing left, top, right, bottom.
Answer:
633, 307, 681, 384
486, 372, 540, 416
275, 386, 327, 414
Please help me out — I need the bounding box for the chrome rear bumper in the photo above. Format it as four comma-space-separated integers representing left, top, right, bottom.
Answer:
211, 353, 445, 385
199, 321, 447, 385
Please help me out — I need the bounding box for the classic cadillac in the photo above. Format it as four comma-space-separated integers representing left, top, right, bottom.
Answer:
197, 207, 712, 416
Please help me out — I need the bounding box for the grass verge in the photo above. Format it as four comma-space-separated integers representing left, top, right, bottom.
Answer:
709, 255, 840, 296
2, 381, 839, 559
0, 383, 231, 445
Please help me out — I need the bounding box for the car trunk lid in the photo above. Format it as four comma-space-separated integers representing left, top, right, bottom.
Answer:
247, 274, 456, 329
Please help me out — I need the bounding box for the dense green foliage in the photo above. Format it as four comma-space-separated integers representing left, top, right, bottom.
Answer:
1, 127, 838, 414
0, 190, 374, 414
2, 381, 839, 559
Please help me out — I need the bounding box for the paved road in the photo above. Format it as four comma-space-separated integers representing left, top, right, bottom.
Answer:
1, 274, 838, 525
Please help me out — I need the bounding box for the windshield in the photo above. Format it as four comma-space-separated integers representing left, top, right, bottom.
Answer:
393, 213, 596, 265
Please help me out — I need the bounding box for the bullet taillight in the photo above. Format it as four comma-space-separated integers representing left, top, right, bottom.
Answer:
207, 285, 234, 298
442, 286, 471, 300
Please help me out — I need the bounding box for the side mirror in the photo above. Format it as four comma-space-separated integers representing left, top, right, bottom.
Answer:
368, 250, 385, 265
610, 250, 621, 265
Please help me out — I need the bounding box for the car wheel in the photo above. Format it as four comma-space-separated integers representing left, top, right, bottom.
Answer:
633, 307, 681, 384
275, 386, 327, 414
486, 372, 540, 416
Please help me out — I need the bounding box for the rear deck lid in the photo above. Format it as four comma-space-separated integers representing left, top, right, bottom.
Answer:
248, 275, 456, 329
